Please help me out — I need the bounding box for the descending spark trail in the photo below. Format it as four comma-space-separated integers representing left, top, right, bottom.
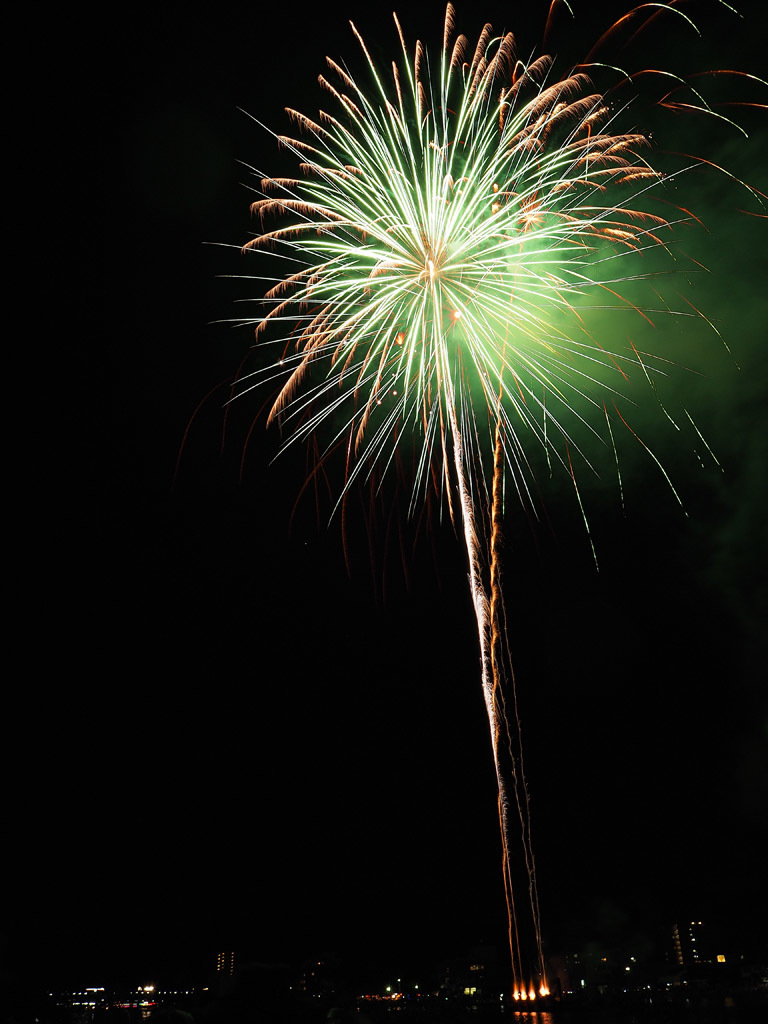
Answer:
231, 1, 764, 997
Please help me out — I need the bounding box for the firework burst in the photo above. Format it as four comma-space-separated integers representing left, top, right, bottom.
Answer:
229, 0, 764, 998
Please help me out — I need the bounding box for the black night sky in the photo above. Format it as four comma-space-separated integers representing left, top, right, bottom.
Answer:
8, 0, 767, 996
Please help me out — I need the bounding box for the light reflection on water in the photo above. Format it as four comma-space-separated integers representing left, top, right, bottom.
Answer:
509, 1014, 553, 1023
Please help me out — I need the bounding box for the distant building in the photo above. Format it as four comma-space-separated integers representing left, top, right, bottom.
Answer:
217, 951, 236, 976
298, 955, 342, 998
437, 944, 502, 1000
672, 921, 709, 965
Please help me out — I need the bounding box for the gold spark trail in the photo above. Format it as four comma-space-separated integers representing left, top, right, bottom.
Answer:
489, 419, 525, 992
445, 363, 546, 996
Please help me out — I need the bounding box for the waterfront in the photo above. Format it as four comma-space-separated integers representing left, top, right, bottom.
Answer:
11, 987, 768, 1024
